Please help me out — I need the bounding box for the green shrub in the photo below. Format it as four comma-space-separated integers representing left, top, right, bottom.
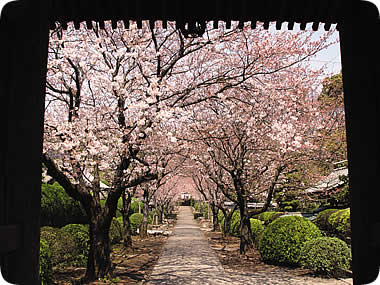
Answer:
129, 213, 143, 234
314, 209, 339, 231
193, 201, 201, 212
255, 211, 284, 226
250, 218, 264, 244
130, 199, 143, 214
109, 217, 124, 243
100, 198, 123, 218
230, 211, 241, 236
220, 211, 240, 235
61, 224, 89, 266
259, 216, 322, 266
193, 212, 202, 219
299, 237, 351, 277
39, 238, 53, 285
40, 226, 77, 266
327, 208, 351, 239
41, 182, 88, 227
217, 210, 224, 224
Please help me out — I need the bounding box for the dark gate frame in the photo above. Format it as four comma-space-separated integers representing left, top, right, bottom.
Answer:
0, 0, 379, 284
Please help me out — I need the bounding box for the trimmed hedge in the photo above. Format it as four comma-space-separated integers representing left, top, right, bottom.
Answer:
230, 211, 241, 236
314, 208, 351, 242
61, 224, 89, 266
254, 211, 284, 226
40, 226, 77, 266
327, 208, 351, 240
259, 216, 322, 266
39, 238, 53, 285
314, 209, 339, 232
299, 237, 351, 277
250, 218, 264, 244
110, 217, 124, 243
41, 182, 88, 227
129, 213, 143, 234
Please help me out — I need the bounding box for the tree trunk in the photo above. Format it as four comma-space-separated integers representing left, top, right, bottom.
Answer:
122, 192, 133, 247
222, 209, 233, 237
83, 219, 113, 282
158, 208, 163, 224
211, 204, 218, 231
140, 192, 149, 238
239, 200, 254, 255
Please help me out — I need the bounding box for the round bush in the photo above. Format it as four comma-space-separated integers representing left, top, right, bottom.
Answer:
299, 237, 351, 277
255, 211, 284, 226
39, 238, 53, 285
259, 216, 322, 265
61, 224, 89, 266
109, 217, 124, 243
327, 208, 351, 239
41, 182, 88, 227
40, 226, 77, 266
129, 213, 143, 234
250, 218, 264, 244
314, 209, 339, 231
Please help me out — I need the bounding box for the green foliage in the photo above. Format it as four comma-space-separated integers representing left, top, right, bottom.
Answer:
327, 208, 351, 239
314, 209, 340, 232
101, 275, 121, 284
193, 212, 202, 219
40, 226, 77, 266
219, 211, 240, 235
326, 176, 350, 208
259, 216, 322, 266
129, 213, 143, 235
39, 238, 53, 285
193, 201, 201, 212
254, 211, 284, 226
41, 182, 88, 227
217, 210, 224, 224
109, 217, 124, 243
318, 73, 344, 106
61, 224, 89, 266
299, 237, 351, 277
130, 198, 143, 214
250, 218, 264, 244
317, 73, 347, 162
100, 198, 123, 218
230, 211, 241, 236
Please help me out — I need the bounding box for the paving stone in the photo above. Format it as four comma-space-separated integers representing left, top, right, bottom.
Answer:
146, 206, 353, 285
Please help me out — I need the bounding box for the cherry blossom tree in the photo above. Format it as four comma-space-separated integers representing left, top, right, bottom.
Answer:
152, 178, 178, 224
192, 170, 225, 231
43, 19, 335, 279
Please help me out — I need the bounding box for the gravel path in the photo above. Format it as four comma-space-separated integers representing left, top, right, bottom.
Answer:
146, 206, 353, 285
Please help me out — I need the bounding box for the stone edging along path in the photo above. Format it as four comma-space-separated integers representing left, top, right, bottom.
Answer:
146, 206, 353, 285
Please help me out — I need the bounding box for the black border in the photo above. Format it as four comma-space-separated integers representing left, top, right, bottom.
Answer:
0, 0, 379, 284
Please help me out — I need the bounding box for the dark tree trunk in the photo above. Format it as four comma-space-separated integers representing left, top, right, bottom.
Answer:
211, 203, 218, 231
122, 191, 133, 247
222, 209, 234, 236
158, 208, 163, 224
239, 199, 253, 254
83, 218, 113, 282
140, 191, 149, 238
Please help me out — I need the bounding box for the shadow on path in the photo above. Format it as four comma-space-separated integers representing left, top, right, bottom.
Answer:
146, 206, 352, 285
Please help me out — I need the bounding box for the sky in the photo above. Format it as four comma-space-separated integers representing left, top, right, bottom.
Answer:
269, 22, 342, 76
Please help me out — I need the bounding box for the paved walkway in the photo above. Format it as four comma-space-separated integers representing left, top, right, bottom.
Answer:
146, 206, 352, 285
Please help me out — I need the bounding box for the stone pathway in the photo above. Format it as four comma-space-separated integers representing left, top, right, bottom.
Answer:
146, 206, 353, 285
